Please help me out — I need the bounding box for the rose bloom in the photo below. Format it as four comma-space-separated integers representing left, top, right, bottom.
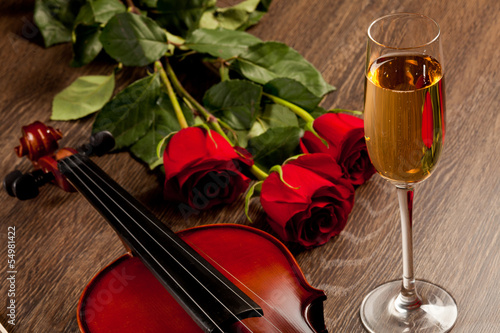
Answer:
163, 127, 253, 211
260, 153, 355, 249
300, 113, 376, 186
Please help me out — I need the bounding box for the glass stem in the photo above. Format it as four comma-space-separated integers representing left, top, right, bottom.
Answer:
394, 185, 422, 313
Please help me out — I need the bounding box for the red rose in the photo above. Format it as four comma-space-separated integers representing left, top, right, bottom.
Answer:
260, 154, 355, 249
300, 113, 376, 186
163, 127, 253, 211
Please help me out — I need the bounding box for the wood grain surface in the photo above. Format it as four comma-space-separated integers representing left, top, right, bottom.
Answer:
1, 0, 499, 332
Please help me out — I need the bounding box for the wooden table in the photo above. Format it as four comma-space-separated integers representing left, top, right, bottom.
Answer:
1, 0, 499, 332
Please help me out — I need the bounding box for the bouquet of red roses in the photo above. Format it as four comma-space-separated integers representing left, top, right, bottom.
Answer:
157, 79, 376, 248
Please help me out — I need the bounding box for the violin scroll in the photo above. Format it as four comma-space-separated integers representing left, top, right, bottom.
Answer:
15, 121, 63, 163
5, 121, 115, 200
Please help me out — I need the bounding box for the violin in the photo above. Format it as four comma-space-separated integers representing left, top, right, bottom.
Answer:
4, 121, 328, 333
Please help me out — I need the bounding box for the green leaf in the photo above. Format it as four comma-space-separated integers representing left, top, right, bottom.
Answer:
247, 121, 267, 140
139, 0, 158, 8
51, 73, 115, 121
199, 0, 269, 31
199, 8, 219, 29
298, 106, 328, 127
185, 28, 261, 59
203, 80, 262, 130
231, 42, 335, 98
73, 2, 94, 26
70, 0, 125, 66
311, 106, 328, 119
247, 126, 301, 171
156, 0, 210, 37
237, 10, 265, 31
34, 0, 85, 47
248, 103, 298, 139
70, 24, 102, 67
234, 129, 250, 148
130, 93, 194, 168
233, 0, 261, 11
260, 103, 299, 128
263, 78, 322, 112
214, 8, 249, 30
90, 0, 126, 23
92, 73, 161, 148
74, 0, 126, 26
100, 12, 168, 67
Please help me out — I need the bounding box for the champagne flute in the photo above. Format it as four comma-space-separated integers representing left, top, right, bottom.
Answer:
360, 13, 458, 332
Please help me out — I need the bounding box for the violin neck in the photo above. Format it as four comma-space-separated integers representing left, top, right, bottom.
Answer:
58, 154, 262, 333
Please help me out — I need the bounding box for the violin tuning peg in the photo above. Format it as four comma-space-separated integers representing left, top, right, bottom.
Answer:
12, 173, 40, 200
90, 131, 115, 156
80, 131, 115, 157
4, 170, 54, 201
4, 170, 23, 197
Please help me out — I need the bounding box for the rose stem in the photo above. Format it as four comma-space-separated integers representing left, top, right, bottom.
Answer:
165, 60, 232, 142
329, 108, 363, 116
262, 92, 315, 123
219, 62, 230, 82
124, 0, 141, 14
165, 60, 270, 180
250, 165, 269, 180
155, 61, 189, 129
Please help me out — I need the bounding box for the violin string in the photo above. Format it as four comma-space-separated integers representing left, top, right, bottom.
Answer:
64, 155, 258, 333
59, 157, 227, 333
71, 154, 285, 333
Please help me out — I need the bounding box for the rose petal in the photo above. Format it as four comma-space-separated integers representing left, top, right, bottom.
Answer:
291, 205, 339, 248
287, 153, 344, 183
164, 127, 241, 179
233, 146, 254, 167
175, 160, 245, 186
300, 113, 375, 186
261, 165, 336, 225
312, 113, 364, 162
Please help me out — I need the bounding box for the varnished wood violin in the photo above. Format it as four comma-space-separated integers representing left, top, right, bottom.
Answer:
4, 121, 328, 333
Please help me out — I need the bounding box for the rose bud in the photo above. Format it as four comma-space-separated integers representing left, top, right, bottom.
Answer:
300, 113, 376, 186
163, 127, 253, 211
260, 153, 355, 249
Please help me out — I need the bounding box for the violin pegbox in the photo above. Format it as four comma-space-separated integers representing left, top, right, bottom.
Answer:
4, 121, 115, 200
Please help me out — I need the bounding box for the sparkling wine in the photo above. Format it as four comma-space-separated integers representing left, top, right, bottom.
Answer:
364, 54, 445, 184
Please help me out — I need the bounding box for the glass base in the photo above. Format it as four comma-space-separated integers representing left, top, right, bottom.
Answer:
360, 280, 457, 332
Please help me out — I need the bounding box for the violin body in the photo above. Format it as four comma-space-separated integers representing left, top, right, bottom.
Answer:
78, 224, 327, 333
